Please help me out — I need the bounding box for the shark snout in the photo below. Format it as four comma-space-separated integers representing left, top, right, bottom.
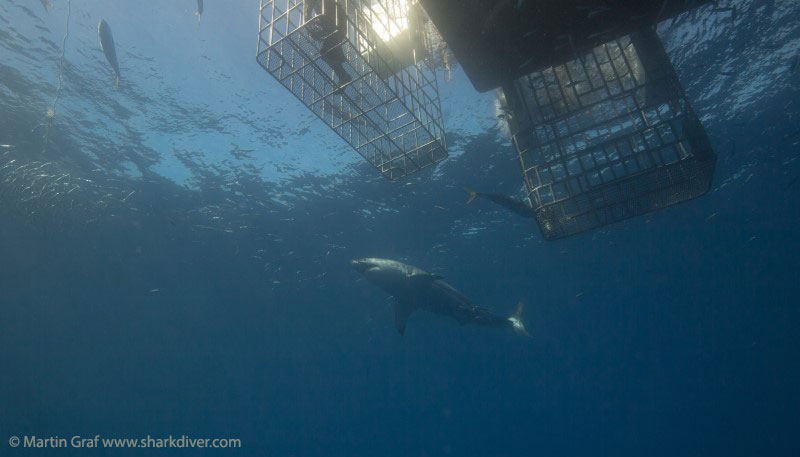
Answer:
351, 258, 373, 273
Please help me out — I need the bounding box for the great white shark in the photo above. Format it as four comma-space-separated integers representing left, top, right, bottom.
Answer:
352, 258, 528, 337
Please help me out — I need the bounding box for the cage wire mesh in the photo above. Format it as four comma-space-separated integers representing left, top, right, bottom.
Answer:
257, 0, 447, 180
503, 28, 716, 240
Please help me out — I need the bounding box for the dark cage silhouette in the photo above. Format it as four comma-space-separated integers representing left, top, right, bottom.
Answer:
257, 0, 447, 180
503, 28, 716, 240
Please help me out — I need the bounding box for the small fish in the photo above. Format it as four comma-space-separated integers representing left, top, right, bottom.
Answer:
149, 289, 161, 293
98, 19, 121, 87
705, 212, 717, 221
782, 130, 800, 140
0, 144, 14, 149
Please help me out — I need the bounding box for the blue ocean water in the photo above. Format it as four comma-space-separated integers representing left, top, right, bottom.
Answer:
1, 0, 799, 456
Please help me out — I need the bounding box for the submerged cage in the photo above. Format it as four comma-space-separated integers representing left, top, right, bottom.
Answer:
257, 0, 447, 180
503, 28, 716, 240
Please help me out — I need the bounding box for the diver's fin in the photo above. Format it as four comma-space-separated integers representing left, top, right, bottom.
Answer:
464, 188, 477, 204
394, 300, 417, 336
508, 300, 529, 337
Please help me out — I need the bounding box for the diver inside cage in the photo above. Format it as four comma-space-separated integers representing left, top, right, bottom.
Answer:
304, 0, 352, 91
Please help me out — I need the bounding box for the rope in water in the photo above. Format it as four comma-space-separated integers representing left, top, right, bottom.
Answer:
42, 0, 71, 154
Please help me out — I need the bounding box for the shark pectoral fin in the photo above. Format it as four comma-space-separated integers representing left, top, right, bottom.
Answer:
410, 273, 444, 285
394, 301, 417, 336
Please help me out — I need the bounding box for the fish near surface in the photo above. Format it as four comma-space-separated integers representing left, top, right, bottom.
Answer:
98, 19, 120, 86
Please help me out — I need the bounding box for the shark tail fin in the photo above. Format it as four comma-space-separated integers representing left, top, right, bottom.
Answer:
508, 300, 529, 337
464, 188, 477, 204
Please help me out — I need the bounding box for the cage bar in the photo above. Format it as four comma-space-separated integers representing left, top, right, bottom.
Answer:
503, 28, 716, 240
257, 0, 447, 180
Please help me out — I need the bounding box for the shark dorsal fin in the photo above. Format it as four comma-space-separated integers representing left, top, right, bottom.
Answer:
394, 300, 417, 336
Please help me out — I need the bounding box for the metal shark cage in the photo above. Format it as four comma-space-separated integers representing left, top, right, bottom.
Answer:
257, 0, 447, 180
502, 28, 716, 240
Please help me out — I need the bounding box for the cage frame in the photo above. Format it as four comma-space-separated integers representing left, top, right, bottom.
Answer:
256, 0, 447, 180
504, 27, 716, 240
